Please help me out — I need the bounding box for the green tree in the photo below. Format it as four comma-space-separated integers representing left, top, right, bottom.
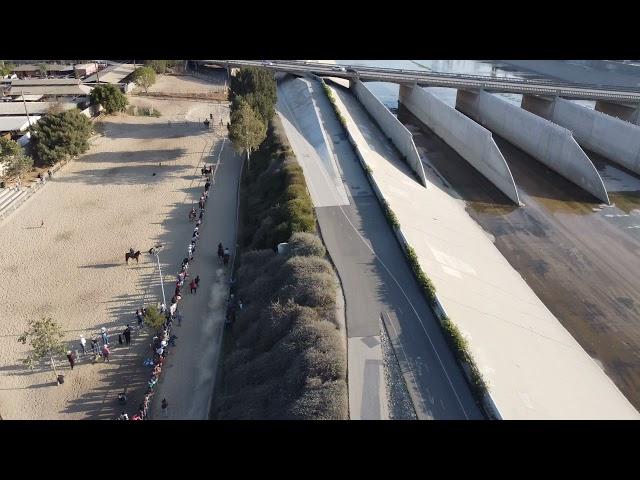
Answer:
0, 137, 21, 158
230, 67, 277, 124
18, 317, 68, 378
39, 63, 48, 77
229, 100, 267, 168
0, 138, 33, 179
132, 66, 156, 93
144, 304, 166, 331
90, 84, 128, 114
0, 61, 16, 77
4, 152, 34, 178
145, 60, 168, 74
30, 110, 93, 166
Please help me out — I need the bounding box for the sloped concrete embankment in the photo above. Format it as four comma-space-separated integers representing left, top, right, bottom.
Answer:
522, 95, 640, 176
351, 80, 428, 188
399, 84, 520, 205
457, 89, 609, 204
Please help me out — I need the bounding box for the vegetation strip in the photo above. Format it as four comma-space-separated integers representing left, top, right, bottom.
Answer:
212, 68, 348, 419
319, 78, 492, 415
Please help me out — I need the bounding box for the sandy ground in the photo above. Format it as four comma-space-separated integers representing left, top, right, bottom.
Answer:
147, 73, 227, 95
0, 75, 229, 419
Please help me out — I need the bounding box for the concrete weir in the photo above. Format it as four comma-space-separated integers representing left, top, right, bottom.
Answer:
399, 83, 521, 205
350, 80, 428, 188
522, 95, 640, 176
457, 89, 609, 204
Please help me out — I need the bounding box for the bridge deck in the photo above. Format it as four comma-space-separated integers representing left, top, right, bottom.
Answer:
205, 60, 640, 103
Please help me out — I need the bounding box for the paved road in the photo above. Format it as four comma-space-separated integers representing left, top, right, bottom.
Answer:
150, 137, 242, 420
278, 76, 483, 419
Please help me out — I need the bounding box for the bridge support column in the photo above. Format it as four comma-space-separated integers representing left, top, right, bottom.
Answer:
455, 89, 481, 120
521, 95, 556, 120
595, 100, 640, 125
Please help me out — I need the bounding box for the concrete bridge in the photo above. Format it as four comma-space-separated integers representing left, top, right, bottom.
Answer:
201, 60, 640, 103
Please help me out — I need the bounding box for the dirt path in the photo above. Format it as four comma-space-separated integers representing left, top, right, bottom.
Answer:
148, 137, 241, 420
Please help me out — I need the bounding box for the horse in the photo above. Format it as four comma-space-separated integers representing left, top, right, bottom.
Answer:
125, 250, 142, 264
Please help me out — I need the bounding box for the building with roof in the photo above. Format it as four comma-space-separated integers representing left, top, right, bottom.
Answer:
7, 84, 92, 103
11, 64, 75, 78
0, 102, 77, 116
83, 63, 136, 86
0, 115, 41, 142
74, 63, 99, 77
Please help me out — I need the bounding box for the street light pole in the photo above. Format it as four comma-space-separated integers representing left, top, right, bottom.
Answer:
150, 245, 167, 307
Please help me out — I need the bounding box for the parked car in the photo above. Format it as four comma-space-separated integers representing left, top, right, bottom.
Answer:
332, 65, 347, 73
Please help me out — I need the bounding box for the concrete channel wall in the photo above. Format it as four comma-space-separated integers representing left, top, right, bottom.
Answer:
350, 80, 428, 188
524, 96, 640, 176
399, 84, 521, 205
457, 89, 610, 204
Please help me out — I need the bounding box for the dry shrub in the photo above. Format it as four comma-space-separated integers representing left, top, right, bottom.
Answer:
277, 255, 333, 285
287, 379, 348, 420
224, 347, 253, 373
279, 271, 336, 309
289, 232, 326, 257
216, 382, 276, 420
254, 299, 303, 353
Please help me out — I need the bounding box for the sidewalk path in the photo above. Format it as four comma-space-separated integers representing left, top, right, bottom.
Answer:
278, 76, 482, 419
150, 138, 242, 420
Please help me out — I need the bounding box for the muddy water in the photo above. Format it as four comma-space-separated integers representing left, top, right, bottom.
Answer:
398, 105, 640, 411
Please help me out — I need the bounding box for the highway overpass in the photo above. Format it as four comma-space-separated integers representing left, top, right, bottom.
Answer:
200, 60, 640, 103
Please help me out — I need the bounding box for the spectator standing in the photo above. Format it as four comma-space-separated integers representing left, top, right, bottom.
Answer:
100, 327, 109, 346
91, 338, 99, 356
102, 344, 110, 362
161, 398, 169, 418
66, 350, 76, 370
123, 325, 131, 345
79, 335, 87, 355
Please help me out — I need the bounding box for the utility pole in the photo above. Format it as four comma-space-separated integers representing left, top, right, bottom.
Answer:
151, 245, 167, 307
21, 89, 32, 129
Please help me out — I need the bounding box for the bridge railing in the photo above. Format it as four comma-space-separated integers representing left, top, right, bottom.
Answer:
205, 60, 640, 99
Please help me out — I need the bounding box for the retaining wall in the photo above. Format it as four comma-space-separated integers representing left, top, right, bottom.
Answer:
350, 80, 428, 188
399, 84, 520, 205
524, 96, 640, 176
457, 89, 609, 204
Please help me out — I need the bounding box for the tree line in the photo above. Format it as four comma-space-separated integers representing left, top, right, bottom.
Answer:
228, 67, 277, 164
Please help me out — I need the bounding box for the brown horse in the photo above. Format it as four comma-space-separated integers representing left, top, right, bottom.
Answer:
125, 251, 142, 264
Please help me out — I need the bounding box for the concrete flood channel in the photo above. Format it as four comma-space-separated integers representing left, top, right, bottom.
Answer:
397, 105, 640, 411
